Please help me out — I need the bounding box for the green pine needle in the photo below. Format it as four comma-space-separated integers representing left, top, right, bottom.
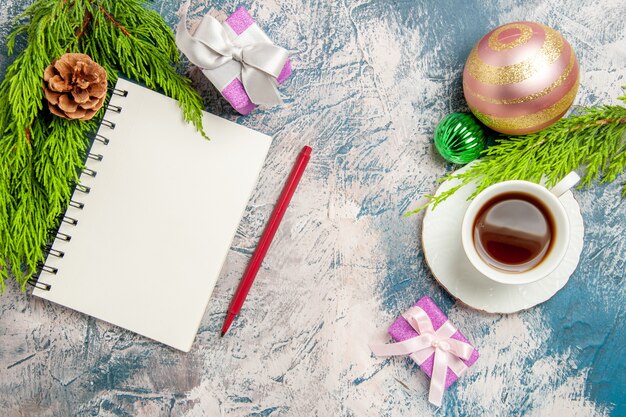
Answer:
0, 0, 207, 291
405, 89, 626, 216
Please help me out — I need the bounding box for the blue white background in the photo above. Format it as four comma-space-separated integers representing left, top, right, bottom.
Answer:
0, 0, 624, 415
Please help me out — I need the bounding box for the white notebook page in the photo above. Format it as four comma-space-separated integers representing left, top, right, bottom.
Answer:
33, 78, 271, 351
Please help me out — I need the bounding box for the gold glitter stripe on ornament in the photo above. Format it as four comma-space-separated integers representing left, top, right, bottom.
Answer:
471, 84, 579, 131
488, 23, 534, 51
464, 52, 577, 105
466, 28, 564, 85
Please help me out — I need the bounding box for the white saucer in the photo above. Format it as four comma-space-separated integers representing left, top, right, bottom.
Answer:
422, 165, 584, 314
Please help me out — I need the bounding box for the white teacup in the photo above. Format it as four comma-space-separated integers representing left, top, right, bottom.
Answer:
461, 172, 580, 285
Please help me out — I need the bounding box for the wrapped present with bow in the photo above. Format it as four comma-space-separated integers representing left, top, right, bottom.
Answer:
176, 3, 292, 115
370, 296, 479, 407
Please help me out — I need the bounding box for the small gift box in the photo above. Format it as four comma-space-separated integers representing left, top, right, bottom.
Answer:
370, 296, 479, 407
176, 3, 292, 115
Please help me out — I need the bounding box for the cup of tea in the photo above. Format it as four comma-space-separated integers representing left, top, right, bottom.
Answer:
461, 172, 580, 285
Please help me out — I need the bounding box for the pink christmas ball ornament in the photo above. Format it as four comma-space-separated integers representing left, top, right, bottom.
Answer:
463, 22, 580, 135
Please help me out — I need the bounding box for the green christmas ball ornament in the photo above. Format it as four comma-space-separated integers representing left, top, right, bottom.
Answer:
434, 112, 487, 164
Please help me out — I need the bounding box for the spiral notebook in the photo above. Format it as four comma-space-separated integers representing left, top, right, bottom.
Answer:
32, 78, 272, 352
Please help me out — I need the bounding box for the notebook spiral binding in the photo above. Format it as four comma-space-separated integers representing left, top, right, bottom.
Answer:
28, 88, 128, 292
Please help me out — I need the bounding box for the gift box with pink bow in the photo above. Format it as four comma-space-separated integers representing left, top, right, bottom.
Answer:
176, 3, 292, 115
370, 296, 479, 407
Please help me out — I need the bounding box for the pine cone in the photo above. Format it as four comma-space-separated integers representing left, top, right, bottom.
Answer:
43, 53, 108, 121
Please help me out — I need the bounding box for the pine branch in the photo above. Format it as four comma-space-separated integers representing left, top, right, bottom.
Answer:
0, 0, 208, 291
0, 0, 81, 287
97, 3, 131, 37
35, 117, 96, 223
82, 0, 206, 136
406, 91, 626, 216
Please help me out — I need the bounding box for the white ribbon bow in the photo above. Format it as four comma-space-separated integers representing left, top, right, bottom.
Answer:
176, 2, 289, 106
370, 306, 474, 407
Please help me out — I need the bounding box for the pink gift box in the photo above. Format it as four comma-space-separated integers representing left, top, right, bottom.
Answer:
178, 3, 291, 115
213, 7, 291, 115
388, 296, 479, 389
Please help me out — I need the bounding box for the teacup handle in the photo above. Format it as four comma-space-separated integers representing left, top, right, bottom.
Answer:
549, 172, 581, 198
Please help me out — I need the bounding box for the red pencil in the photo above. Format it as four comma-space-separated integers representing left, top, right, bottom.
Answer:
221, 145, 312, 336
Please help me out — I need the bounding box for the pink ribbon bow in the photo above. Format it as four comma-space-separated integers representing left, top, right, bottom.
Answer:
370, 306, 474, 407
